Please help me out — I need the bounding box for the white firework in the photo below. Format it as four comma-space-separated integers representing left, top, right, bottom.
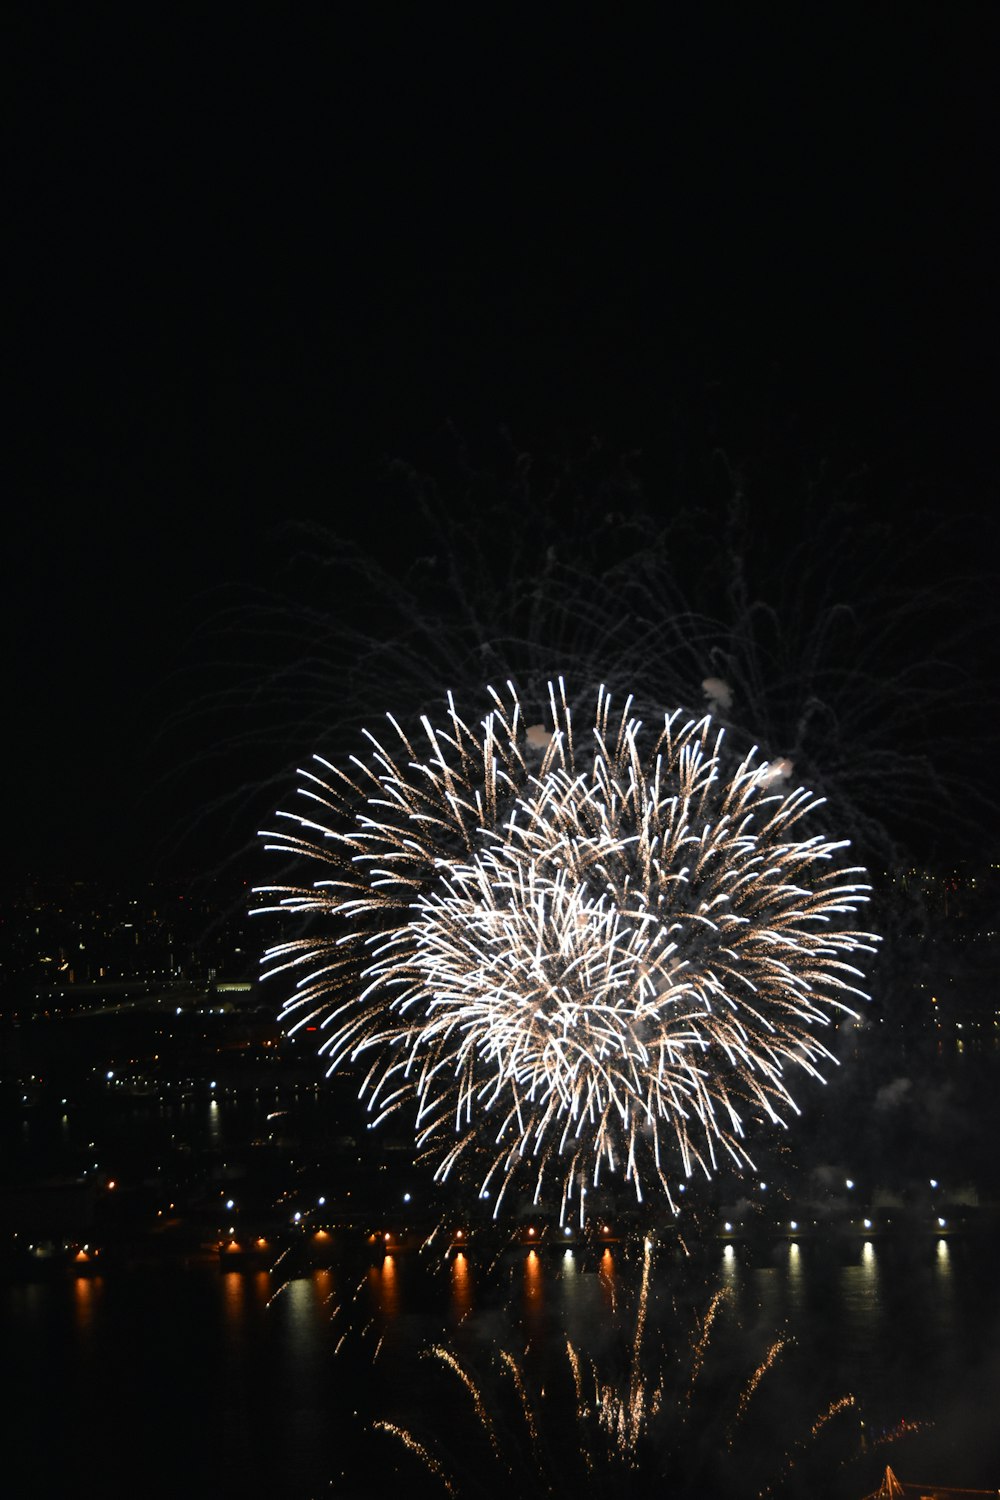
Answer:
256, 681, 877, 1223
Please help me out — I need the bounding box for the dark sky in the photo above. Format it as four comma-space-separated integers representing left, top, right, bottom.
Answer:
7, 8, 998, 883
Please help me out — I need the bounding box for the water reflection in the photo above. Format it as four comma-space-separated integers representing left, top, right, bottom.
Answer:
3, 1223, 998, 1497
599, 1247, 617, 1312
283, 1275, 319, 1337
222, 1269, 246, 1324
450, 1251, 472, 1321
370, 1254, 400, 1320
748, 1259, 783, 1328
721, 1243, 739, 1288
934, 1238, 956, 1325
837, 1240, 881, 1358
523, 1248, 544, 1326
786, 1241, 803, 1311
72, 1273, 101, 1338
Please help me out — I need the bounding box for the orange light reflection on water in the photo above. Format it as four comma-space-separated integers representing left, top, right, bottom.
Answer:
369, 1253, 400, 1319
72, 1273, 101, 1335
222, 1270, 245, 1324
599, 1246, 617, 1311
451, 1251, 472, 1320
523, 1247, 544, 1325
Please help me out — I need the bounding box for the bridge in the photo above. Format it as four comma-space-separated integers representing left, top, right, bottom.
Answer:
865, 1466, 999, 1499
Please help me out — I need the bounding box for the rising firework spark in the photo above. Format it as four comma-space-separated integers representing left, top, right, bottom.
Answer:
257, 681, 876, 1221
373, 1240, 865, 1498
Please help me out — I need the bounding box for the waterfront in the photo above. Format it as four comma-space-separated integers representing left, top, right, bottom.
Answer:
4, 1224, 999, 1497
3, 1006, 999, 1497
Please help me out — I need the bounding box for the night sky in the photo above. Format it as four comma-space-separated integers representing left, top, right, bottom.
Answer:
8, 8, 998, 884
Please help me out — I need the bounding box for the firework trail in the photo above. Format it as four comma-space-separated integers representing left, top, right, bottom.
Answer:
372, 1422, 457, 1496
173, 440, 992, 901
687, 1285, 730, 1399
730, 1335, 790, 1441
425, 1344, 503, 1461
811, 1394, 858, 1438
257, 680, 876, 1221
498, 1347, 541, 1454
373, 1243, 865, 1499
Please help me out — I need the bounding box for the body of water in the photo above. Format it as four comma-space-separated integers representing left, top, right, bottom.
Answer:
4, 1036, 999, 1497
4, 1229, 999, 1497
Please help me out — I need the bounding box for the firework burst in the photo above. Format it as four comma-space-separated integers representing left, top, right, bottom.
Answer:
173, 441, 993, 919
257, 680, 876, 1221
